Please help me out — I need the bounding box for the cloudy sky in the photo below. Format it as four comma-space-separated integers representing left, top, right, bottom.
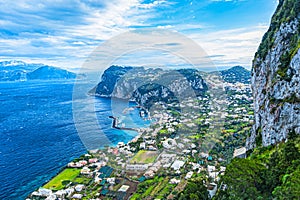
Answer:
0, 0, 278, 69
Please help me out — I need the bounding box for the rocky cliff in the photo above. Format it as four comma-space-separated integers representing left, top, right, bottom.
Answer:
247, 0, 300, 149
91, 66, 208, 109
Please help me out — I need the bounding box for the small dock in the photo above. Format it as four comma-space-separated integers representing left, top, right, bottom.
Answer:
109, 116, 139, 131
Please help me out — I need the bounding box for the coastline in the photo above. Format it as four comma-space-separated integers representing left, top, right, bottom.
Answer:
28, 100, 151, 198
27, 77, 255, 200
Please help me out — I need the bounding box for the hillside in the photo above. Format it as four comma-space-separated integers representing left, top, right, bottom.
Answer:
215, 1, 300, 199
215, 134, 300, 199
220, 66, 251, 84
91, 66, 208, 109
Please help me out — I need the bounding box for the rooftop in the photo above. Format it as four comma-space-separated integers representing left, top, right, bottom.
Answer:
171, 160, 185, 170
118, 185, 130, 192
233, 147, 247, 157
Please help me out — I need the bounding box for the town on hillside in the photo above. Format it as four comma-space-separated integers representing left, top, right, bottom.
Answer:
28, 71, 253, 200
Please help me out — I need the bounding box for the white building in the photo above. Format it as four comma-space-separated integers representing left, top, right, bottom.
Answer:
75, 184, 85, 192
72, 194, 83, 199
208, 183, 218, 198
185, 171, 193, 179
207, 165, 218, 179
170, 178, 181, 184
233, 147, 247, 158
81, 167, 91, 175
140, 142, 146, 149
118, 185, 130, 192
107, 177, 115, 185
171, 160, 185, 171
126, 164, 148, 171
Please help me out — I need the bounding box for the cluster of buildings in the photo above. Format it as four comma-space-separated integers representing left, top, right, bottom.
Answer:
29, 184, 86, 200
28, 76, 253, 199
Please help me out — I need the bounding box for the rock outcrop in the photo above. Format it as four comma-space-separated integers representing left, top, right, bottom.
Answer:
91, 66, 208, 109
247, 0, 300, 149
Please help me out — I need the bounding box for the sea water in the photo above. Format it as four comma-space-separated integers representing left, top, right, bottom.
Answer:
0, 80, 150, 199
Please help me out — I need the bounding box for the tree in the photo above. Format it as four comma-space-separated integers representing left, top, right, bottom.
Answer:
282, 140, 300, 167
217, 158, 266, 199
176, 179, 209, 200
263, 150, 283, 194
272, 166, 300, 199
215, 135, 300, 199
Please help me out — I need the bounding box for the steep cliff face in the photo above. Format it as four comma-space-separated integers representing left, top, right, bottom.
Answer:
91, 66, 208, 109
247, 0, 300, 149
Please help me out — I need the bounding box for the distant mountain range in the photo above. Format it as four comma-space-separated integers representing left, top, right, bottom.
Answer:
26, 66, 77, 80
0, 60, 81, 81
0, 60, 250, 84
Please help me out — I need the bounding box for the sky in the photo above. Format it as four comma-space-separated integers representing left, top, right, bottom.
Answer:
0, 0, 278, 70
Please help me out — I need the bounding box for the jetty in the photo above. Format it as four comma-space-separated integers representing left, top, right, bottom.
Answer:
109, 116, 139, 131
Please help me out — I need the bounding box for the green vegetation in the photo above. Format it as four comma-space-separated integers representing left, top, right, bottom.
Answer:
149, 178, 172, 198
256, 0, 300, 63
277, 52, 292, 81
189, 134, 203, 140
268, 93, 300, 111
276, 34, 300, 81
175, 178, 209, 200
130, 150, 158, 164
255, 127, 262, 147
283, 93, 300, 103
272, 166, 300, 198
43, 168, 80, 190
217, 159, 266, 199
247, 111, 254, 115
131, 176, 174, 200
158, 128, 168, 135
208, 89, 254, 161
214, 135, 300, 199
73, 176, 91, 185
156, 183, 176, 199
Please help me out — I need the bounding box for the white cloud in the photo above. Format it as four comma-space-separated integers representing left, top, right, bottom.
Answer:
210, 0, 245, 2
0, 0, 169, 68
97, 25, 268, 70
188, 25, 268, 67
0, 0, 268, 70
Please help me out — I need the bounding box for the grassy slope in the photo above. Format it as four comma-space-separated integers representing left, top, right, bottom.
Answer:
43, 168, 80, 190
130, 150, 158, 164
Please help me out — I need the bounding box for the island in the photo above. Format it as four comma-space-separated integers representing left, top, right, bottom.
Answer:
28, 65, 255, 200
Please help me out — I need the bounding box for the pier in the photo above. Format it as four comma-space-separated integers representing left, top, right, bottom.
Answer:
109, 116, 139, 131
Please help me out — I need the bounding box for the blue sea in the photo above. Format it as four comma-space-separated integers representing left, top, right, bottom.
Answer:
0, 79, 150, 200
